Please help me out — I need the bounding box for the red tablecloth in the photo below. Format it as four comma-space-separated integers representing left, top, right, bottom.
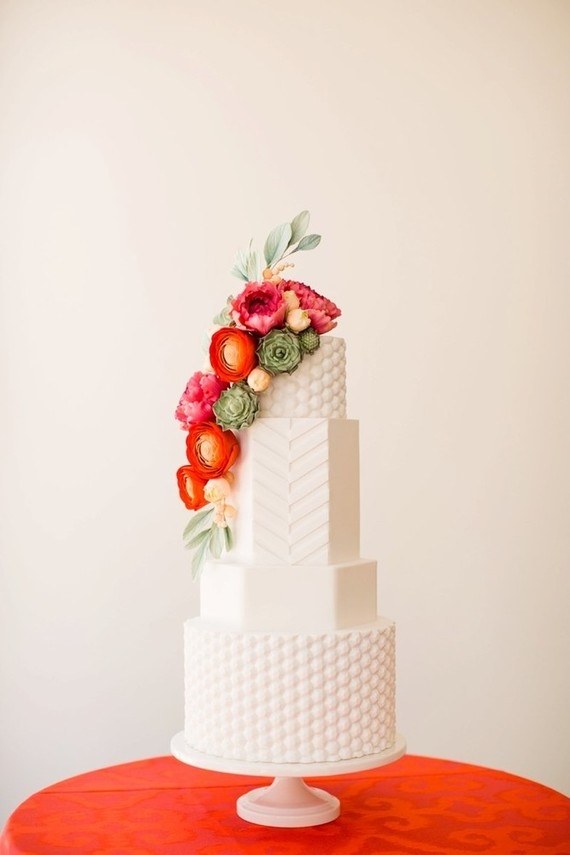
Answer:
1, 754, 568, 854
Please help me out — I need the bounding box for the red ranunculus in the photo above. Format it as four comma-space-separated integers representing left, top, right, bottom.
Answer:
209, 327, 258, 383
176, 465, 207, 510
186, 421, 240, 479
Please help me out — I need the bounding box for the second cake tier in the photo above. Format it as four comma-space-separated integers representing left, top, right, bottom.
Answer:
201, 558, 377, 633
231, 416, 360, 565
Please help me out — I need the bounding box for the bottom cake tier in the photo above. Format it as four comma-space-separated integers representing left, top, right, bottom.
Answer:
184, 617, 396, 764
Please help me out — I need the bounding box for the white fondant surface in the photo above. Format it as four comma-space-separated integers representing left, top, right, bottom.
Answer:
184, 617, 396, 764
231, 418, 360, 565
200, 559, 377, 633
259, 337, 346, 419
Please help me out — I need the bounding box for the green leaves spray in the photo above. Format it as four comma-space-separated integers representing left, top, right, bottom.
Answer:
231, 210, 321, 281
183, 506, 233, 579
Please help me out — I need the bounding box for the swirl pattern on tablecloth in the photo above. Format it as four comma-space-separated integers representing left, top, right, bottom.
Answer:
1, 755, 569, 855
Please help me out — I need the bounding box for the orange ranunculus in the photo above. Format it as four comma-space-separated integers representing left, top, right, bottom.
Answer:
176, 465, 208, 511
209, 327, 258, 383
185, 421, 240, 480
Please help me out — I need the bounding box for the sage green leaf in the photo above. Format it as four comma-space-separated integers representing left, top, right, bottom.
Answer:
184, 526, 213, 551
264, 222, 292, 267
230, 264, 248, 281
210, 524, 223, 560
191, 529, 212, 579
246, 249, 259, 282
223, 524, 233, 552
231, 245, 251, 281
296, 233, 321, 252
289, 210, 310, 246
213, 298, 233, 326
183, 506, 214, 543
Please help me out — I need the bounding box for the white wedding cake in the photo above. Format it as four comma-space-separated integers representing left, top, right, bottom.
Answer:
175, 213, 396, 769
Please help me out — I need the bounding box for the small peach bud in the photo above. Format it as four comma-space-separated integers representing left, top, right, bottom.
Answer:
287, 307, 311, 332
204, 478, 231, 503
282, 289, 300, 311
247, 366, 272, 392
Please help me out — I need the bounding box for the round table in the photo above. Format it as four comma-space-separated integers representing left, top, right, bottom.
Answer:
1, 755, 568, 854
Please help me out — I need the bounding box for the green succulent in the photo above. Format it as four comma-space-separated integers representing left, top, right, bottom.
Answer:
298, 327, 320, 354
213, 382, 259, 430
257, 328, 303, 375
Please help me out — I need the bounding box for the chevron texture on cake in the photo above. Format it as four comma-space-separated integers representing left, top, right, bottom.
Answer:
251, 418, 336, 564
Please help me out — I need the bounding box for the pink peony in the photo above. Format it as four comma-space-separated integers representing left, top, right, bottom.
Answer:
278, 281, 341, 333
231, 281, 287, 335
175, 371, 228, 429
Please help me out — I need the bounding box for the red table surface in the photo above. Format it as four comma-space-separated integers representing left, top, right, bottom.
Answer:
1, 754, 568, 855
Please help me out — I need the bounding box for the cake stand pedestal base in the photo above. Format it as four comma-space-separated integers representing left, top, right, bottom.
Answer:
237, 776, 339, 827
171, 732, 406, 828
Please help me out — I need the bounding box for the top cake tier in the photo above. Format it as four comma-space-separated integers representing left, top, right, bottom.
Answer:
259, 336, 346, 419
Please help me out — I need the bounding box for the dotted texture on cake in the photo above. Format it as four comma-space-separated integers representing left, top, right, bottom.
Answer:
259, 337, 346, 419
184, 618, 396, 763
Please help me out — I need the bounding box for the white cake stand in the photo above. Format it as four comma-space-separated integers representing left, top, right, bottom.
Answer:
171, 731, 406, 828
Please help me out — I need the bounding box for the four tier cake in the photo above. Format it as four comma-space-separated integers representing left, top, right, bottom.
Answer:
174, 212, 397, 768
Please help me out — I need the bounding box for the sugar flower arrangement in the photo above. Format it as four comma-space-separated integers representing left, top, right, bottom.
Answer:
175, 211, 341, 577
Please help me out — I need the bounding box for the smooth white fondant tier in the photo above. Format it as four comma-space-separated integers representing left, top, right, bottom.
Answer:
200, 559, 377, 633
231, 418, 360, 565
259, 337, 346, 419
184, 617, 396, 764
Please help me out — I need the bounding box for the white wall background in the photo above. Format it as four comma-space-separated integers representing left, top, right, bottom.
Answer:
1, 0, 569, 824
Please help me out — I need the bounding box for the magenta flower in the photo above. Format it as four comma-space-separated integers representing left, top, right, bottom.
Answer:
231, 281, 287, 335
279, 280, 341, 333
175, 371, 228, 429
